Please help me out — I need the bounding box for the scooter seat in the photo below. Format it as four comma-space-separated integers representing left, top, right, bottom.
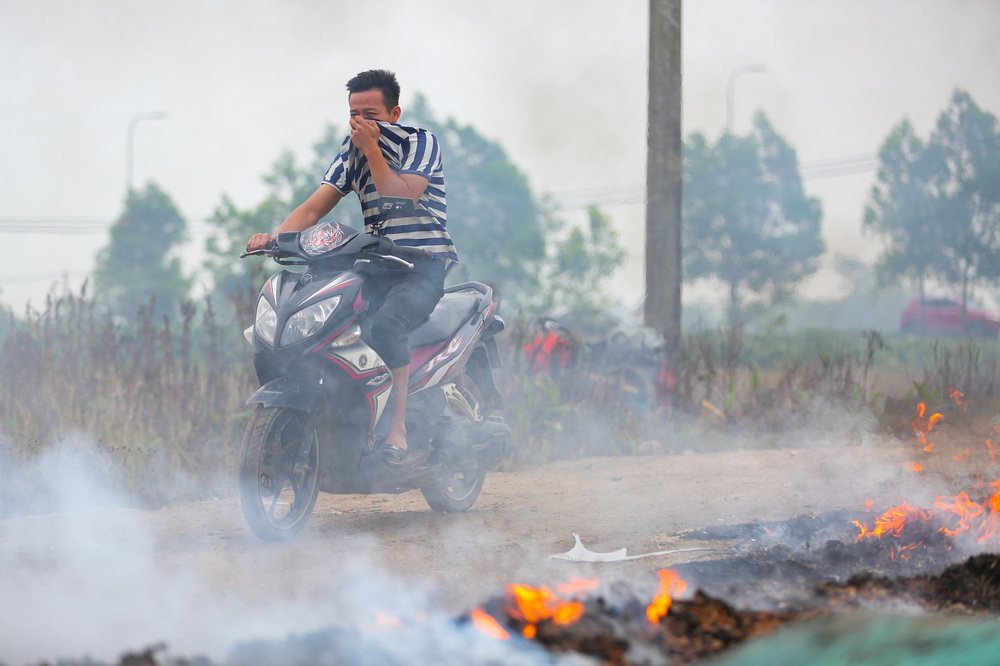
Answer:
409, 292, 481, 348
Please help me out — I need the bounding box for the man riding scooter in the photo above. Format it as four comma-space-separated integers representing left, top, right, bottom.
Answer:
247, 69, 456, 468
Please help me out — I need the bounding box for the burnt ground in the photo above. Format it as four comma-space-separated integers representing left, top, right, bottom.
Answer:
6, 399, 1000, 665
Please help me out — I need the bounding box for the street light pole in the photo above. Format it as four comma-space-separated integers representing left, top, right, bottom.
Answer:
725, 65, 766, 133
126, 111, 167, 193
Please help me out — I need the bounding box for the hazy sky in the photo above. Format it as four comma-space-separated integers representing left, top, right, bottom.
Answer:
1, 0, 998, 311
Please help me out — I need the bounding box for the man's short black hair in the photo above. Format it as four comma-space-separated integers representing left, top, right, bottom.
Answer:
346, 69, 400, 109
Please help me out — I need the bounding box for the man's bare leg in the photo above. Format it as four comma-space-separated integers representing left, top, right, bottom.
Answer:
386, 364, 410, 449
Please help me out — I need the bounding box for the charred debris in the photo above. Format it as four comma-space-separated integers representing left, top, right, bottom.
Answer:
27, 518, 1000, 666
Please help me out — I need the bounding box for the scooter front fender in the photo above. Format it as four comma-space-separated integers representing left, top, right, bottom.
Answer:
246, 376, 324, 412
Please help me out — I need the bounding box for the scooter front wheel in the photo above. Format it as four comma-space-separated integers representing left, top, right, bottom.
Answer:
238, 405, 321, 541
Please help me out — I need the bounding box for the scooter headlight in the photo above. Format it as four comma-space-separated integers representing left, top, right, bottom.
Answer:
255, 297, 278, 347
281, 295, 341, 347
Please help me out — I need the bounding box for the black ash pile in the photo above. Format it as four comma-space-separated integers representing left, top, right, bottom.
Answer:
29, 509, 1000, 666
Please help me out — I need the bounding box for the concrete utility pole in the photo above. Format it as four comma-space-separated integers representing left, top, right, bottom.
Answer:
645, 0, 682, 359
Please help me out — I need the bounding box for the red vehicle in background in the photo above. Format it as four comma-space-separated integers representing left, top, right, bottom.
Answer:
523, 308, 674, 414
899, 298, 1000, 338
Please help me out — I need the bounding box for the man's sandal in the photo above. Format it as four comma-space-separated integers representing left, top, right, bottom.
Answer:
382, 444, 431, 468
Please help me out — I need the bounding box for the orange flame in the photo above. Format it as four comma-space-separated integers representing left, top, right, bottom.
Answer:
934, 492, 984, 537
950, 388, 967, 413
977, 480, 1000, 542
857, 479, 1000, 547
912, 403, 944, 451
555, 577, 600, 596
470, 608, 511, 641
505, 583, 585, 638
855, 501, 933, 540
891, 542, 922, 560
987, 480, 1000, 511
858, 393, 1000, 552
646, 569, 688, 624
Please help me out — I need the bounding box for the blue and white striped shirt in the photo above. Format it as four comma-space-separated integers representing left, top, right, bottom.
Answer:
322, 121, 457, 262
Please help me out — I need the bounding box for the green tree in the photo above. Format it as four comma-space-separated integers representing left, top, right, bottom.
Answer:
863, 89, 1000, 331
404, 95, 550, 307
93, 182, 191, 318
927, 90, 1000, 322
545, 205, 627, 310
202, 124, 355, 325
683, 112, 825, 323
205, 96, 624, 320
862, 119, 944, 306
205, 96, 626, 315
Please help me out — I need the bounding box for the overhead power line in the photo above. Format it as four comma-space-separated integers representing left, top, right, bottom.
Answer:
0, 152, 882, 229
549, 153, 879, 211
800, 154, 879, 179
0, 218, 218, 235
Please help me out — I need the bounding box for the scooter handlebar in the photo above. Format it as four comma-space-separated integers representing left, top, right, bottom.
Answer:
240, 236, 279, 259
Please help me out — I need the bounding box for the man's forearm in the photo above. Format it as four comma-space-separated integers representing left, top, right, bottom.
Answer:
276, 205, 323, 234
365, 150, 421, 202
274, 185, 343, 234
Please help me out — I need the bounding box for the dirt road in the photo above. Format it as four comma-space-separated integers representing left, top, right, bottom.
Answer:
1, 428, 933, 665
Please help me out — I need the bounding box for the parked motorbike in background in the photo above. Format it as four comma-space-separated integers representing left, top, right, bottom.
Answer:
523, 308, 673, 416
238, 199, 511, 541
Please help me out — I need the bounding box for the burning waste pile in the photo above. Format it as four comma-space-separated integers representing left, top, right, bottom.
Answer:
34, 550, 1000, 666
462, 569, 795, 665
222, 455, 1000, 666
21, 396, 1000, 665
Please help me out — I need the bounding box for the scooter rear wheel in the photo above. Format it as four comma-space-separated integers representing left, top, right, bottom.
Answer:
239, 405, 321, 541
420, 376, 488, 513
420, 461, 486, 513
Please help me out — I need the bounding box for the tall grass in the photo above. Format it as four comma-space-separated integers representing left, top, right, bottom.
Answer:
672, 326, 887, 430
0, 286, 254, 517
920, 338, 1000, 399
4, 286, 999, 518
